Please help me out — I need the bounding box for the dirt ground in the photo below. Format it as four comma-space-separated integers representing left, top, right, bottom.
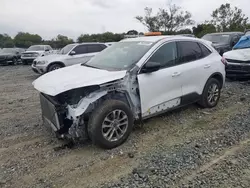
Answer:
0, 65, 250, 188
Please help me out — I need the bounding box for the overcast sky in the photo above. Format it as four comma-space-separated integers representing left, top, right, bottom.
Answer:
0, 0, 249, 40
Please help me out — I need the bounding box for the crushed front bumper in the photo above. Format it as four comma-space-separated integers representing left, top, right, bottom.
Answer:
226, 62, 250, 78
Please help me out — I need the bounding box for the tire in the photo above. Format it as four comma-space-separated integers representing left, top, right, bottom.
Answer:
12, 58, 17, 65
88, 100, 134, 149
47, 63, 63, 72
198, 78, 221, 108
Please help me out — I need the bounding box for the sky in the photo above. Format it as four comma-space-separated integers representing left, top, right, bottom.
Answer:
0, 0, 249, 40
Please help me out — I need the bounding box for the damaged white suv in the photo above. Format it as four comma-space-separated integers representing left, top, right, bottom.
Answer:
33, 36, 225, 149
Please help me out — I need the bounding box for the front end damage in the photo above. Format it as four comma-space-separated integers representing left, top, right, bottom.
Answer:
40, 70, 141, 141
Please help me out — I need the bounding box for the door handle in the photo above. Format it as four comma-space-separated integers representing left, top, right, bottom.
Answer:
204, 64, 211, 69
172, 72, 181, 77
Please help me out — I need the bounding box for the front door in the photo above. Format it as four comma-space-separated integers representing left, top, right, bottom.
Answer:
137, 42, 183, 118
65, 45, 89, 66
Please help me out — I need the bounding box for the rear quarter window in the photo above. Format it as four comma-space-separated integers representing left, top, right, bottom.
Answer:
198, 43, 212, 57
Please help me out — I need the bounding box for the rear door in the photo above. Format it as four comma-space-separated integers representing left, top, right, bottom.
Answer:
137, 42, 183, 118
177, 41, 214, 97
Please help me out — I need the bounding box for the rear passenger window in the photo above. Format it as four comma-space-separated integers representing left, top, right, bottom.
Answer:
177, 41, 203, 63
87, 45, 106, 53
198, 43, 211, 57
148, 42, 177, 68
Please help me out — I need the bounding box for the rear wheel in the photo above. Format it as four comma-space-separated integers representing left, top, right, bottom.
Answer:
48, 63, 63, 72
88, 100, 134, 149
12, 58, 17, 65
198, 78, 221, 108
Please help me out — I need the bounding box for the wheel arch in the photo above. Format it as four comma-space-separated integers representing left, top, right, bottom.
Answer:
208, 72, 224, 89
47, 61, 65, 72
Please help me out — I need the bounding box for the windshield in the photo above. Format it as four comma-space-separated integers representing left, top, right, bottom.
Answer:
202, 34, 230, 44
84, 41, 153, 71
58, 44, 76, 55
27, 45, 44, 51
1, 48, 16, 53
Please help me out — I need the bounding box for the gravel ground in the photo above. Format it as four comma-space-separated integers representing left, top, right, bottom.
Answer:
0, 65, 250, 188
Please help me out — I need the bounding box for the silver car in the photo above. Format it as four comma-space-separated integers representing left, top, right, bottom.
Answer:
31, 43, 108, 74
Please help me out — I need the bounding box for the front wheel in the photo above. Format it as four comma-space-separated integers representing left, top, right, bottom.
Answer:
88, 100, 134, 149
47, 63, 63, 72
198, 78, 221, 108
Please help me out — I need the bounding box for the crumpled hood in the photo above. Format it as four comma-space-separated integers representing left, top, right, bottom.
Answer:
224, 48, 250, 61
33, 64, 127, 96
35, 54, 64, 62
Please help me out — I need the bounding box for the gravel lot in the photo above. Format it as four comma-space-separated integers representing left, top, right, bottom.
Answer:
1, 65, 250, 188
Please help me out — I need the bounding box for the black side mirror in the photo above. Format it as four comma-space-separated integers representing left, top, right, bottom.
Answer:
141, 61, 161, 73
45, 49, 50, 52
69, 50, 76, 56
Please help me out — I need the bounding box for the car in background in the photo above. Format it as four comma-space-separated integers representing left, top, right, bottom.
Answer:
178, 34, 195, 38
31, 43, 108, 74
223, 36, 250, 79
21, 45, 53, 65
244, 29, 250, 36
0, 48, 25, 65
202, 32, 244, 55
33, 35, 225, 149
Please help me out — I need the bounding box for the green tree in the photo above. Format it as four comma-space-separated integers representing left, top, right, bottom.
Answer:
14, 32, 42, 48
77, 32, 123, 43
211, 3, 249, 32
136, 3, 195, 32
158, 3, 195, 32
0, 34, 13, 48
193, 24, 216, 38
135, 7, 161, 32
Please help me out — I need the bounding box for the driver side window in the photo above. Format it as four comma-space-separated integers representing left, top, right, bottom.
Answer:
148, 42, 177, 68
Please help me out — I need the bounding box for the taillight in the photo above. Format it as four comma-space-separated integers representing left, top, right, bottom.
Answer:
221, 56, 227, 65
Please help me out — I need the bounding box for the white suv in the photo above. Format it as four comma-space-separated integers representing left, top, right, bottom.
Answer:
33, 36, 225, 149
32, 43, 108, 74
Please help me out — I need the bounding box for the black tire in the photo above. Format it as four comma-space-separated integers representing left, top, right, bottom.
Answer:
88, 100, 134, 149
47, 63, 63, 72
12, 58, 17, 65
198, 78, 221, 108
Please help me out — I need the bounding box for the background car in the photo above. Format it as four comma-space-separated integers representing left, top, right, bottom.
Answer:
0, 48, 24, 65
202, 32, 244, 55
32, 43, 108, 74
21, 45, 53, 65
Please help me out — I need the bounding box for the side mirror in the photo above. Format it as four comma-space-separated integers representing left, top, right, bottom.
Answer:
141, 61, 161, 73
69, 50, 76, 56
45, 49, 50, 52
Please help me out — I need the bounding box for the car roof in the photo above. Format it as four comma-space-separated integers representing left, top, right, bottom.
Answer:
122, 35, 199, 43
204, 32, 244, 36
78, 42, 107, 45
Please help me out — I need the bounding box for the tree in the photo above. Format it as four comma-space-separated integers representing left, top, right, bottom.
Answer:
0, 34, 13, 48
135, 7, 161, 32
136, 3, 195, 32
126, 30, 139, 35
211, 3, 249, 32
77, 32, 124, 43
193, 24, 216, 38
158, 3, 195, 32
14, 32, 42, 48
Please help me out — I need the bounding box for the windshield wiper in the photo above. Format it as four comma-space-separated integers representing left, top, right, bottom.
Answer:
82, 64, 101, 69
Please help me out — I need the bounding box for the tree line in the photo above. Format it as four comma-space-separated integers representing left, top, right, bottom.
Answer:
1, 3, 249, 49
